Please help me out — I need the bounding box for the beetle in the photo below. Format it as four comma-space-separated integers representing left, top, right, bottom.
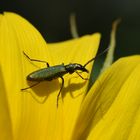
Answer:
21, 47, 109, 106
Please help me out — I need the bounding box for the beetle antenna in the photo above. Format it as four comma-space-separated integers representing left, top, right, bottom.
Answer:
83, 47, 109, 67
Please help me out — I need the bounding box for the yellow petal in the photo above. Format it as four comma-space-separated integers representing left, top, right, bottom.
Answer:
0, 12, 101, 140
72, 56, 140, 140
48, 34, 101, 140
0, 12, 53, 140
0, 66, 13, 140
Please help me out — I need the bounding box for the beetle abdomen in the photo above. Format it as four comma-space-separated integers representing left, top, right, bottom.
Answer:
27, 64, 67, 81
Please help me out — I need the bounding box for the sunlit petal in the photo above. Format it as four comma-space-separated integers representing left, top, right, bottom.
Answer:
48, 33, 101, 139
72, 56, 140, 140
0, 12, 55, 140
0, 12, 101, 140
0, 66, 13, 140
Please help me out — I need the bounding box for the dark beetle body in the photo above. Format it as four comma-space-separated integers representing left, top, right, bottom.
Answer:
27, 64, 67, 81
22, 59, 89, 107
27, 63, 88, 82
22, 47, 108, 106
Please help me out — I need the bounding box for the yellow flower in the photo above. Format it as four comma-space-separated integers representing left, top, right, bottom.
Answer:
0, 12, 140, 140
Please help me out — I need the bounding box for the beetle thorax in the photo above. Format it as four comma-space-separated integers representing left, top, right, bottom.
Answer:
65, 63, 88, 74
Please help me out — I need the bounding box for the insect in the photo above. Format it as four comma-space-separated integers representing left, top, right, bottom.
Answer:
21, 47, 109, 106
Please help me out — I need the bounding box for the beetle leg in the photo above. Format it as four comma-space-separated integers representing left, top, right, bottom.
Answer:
21, 82, 41, 91
46, 63, 50, 67
57, 77, 64, 107
75, 71, 89, 80
23, 51, 50, 67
